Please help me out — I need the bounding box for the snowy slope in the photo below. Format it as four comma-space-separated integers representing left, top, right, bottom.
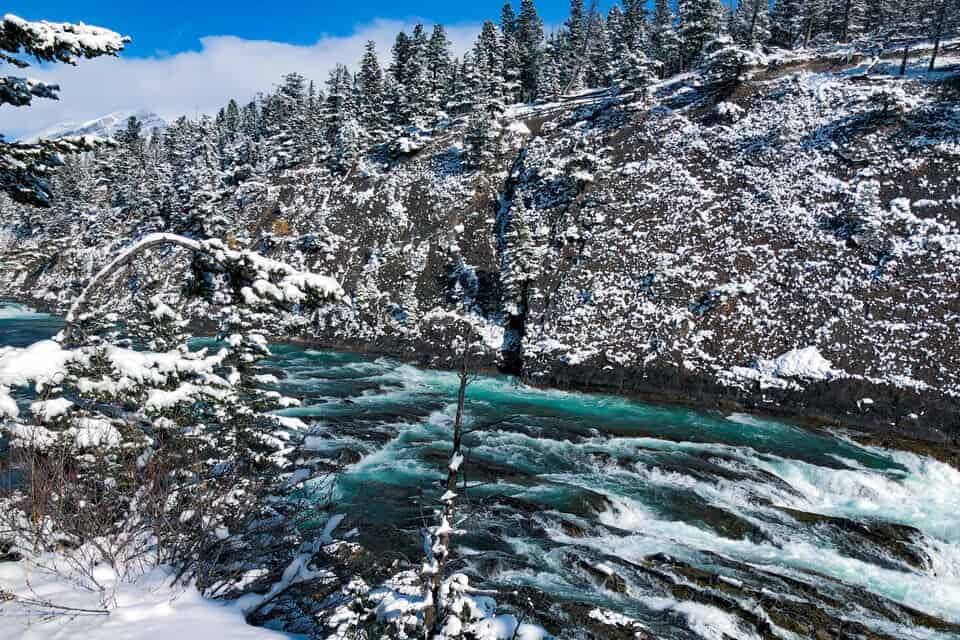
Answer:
2, 53, 959, 443
21, 109, 167, 143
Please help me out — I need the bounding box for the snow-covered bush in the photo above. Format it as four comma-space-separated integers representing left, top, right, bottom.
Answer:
0, 233, 344, 593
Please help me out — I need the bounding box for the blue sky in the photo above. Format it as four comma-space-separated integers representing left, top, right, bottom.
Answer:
9, 1, 614, 58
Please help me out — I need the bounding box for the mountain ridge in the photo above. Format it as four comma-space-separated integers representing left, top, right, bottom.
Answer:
20, 109, 167, 143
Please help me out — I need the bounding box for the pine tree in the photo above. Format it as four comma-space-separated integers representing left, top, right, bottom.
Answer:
607, 5, 628, 73
650, 0, 682, 75
224, 99, 241, 141
621, 0, 650, 54
538, 34, 563, 100
357, 40, 388, 140
584, 11, 612, 88
426, 25, 454, 116
832, 0, 867, 43
517, 0, 545, 102
269, 72, 309, 169
732, 0, 772, 47
501, 3, 523, 103
561, 0, 588, 91
404, 24, 430, 124
501, 195, 538, 315
679, 0, 724, 68
323, 64, 354, 148
1, 14, 128, 207
465, 22, 507, 168
771, 0, 804, 47
799, 0, 831, 46
446, 56, 471, 115
113, 115, 147, 214
388, 31, 412, 125
473, 20, 508, 102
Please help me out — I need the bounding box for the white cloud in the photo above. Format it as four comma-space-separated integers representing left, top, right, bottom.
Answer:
3, 19, 479, 139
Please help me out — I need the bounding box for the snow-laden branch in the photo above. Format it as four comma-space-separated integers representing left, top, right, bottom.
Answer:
0, 75, 59, 106
62, 232, 345, 344
63, 234, 202, 343
0, 14, 128, 68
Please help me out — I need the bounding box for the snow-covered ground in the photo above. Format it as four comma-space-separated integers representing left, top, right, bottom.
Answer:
0, 556, 290, 640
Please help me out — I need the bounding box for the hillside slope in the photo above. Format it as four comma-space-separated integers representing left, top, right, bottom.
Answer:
3, 52, 960, 445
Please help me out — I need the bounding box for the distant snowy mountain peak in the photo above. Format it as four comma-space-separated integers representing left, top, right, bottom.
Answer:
22, 109, 167, 143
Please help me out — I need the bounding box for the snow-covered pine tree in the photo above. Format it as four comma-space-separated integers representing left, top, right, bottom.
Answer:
113, 116, 147, 214
464, 22, 507, 168
538, 34, 563, 100
388, 31, 412, 125
357, 40, 388, 141
832, 0, 868, 43
799, 0, 831, 46
701, 35, 762, 98
679, 0, 725, 69
501, 195, 538, 316
650, 0, 682, 75
426, 25, 454, 117
473, 20, 508, 102
1, 234, 345, 591
404, 24, 431, 125
500, 3, 523, 104
732, 0, 772, 47
771, 0, 804, 47
615, 46, 661, 96
445, 55, 471, 115
141, 130, 173, 232
269, 72, 309, 169
584, 11, 612, 88
189, 116, 226, 237
224, 99, 241, 141
322, 64, 354, 149
560, 0, 588, 91
621, 0, 650, 54
517, 0, 545, 103
0, 14, 128, 207
607, 5, 628, 78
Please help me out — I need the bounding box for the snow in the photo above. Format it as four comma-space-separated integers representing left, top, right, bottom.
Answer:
757, 346, 842, 381
0, 555, 291, 640
0, 385, 18, 419
0, 340, 71, 387
21, 110, 167, 145
70, 417, 121, 448
29, 397, 73, 421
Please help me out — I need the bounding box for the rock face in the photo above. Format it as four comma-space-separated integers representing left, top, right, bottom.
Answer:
3, 59, 960, 444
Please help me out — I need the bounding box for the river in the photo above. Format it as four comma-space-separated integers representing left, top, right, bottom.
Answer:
2, 303, 959, 639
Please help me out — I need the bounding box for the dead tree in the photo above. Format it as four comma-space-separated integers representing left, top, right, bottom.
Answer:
421, 330, 476, 633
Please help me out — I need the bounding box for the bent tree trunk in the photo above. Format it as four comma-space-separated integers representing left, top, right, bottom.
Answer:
62, 233, 204, 345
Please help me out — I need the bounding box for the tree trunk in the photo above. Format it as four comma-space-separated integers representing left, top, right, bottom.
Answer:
423, 351, 470, 633
900, 43, 910, 76
929, 1, 946, 72
841, 0, 853, 43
